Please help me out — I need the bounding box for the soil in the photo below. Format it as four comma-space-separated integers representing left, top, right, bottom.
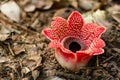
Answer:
0, 0, 120, 80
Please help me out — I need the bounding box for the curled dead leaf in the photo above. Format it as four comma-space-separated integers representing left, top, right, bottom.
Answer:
0, 20, 13, 41
21, 77, 29, 80
78, 0, 100, 10
32, 70, 39, 80
0, 1, 20, 22
22, 67, 31, 74
12, 43, 26, 55
24, 4, 36, 12
107, 4, 120, 14
54, 8, 75, 19
22, 46, 42, 71
0, 57, 10, 63
24, 0, 70, 12
33, 0, 53, 9
83, 9, 111, 28
68, 0, 78, 8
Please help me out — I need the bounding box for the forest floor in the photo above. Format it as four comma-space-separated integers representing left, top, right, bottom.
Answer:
0, 0, 120, 80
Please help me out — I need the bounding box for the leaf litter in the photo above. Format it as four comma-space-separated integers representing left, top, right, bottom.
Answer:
0, 0, 120, 80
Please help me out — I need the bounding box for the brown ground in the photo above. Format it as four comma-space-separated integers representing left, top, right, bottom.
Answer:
0, 0, 120, 80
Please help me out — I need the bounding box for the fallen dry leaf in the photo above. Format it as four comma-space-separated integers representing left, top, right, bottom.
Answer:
31, 0, 54, 10
22, 46, 42, 71
23, 0, 70, 12
0, 34, 9, 41
21, 0, 53, 12
78, 0, 100, 10
107, 4, 120, 14
112, 12, 120, 23
83, 9, 111, 28
12, 43, 26, 55
24, 4, 36, 12
0, 20, 13, 41
0, 1, 20, 22
21, 77, 29, 80
68, 0, 78, 8
54, 8, 75, 19
107, 4, 120, 24
21, 67, 31, 74
0, 57, 10, 63
32, 70, 39, 80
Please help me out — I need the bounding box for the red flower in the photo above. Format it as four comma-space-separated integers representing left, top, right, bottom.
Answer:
42, 11, 106, 71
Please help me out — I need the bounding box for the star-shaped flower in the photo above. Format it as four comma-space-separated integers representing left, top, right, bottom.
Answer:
42, 11, 106, 71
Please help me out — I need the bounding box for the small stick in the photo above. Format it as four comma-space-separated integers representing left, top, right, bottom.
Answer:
96, 56, 99, 67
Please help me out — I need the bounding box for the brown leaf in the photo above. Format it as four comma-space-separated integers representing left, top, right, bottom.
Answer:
54, 8, 75, 19
0, 1, 20, 22
21, 67, 31, 74
22, 77, 29, 80
68, 0, 78, 8
112, 12, 120, 23
0, 57, 10, 63
32, 70, 39, 80
12, 43, 25, 55
0, 20, 13, 41
78, 0, 100, 10
22, 46, 42, 70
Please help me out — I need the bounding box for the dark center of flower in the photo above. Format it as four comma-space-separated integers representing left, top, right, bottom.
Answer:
69, 42, 81, 53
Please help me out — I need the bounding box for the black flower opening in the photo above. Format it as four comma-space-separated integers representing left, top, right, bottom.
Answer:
69, 42, 81, 53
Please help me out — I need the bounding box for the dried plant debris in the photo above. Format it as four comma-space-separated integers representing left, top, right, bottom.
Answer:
107, 4, 120, 23
68, 0, 78, 8
53, 8, 75, 19
12, 43, 26, 55
22, 46, 42, 71
31, 0, 54, 9
0, 1, 20, 22
107, 4, 120, 14
78, 0, 100, 10
0, 20, 13, 41
83, 9, 112, 28
0, 57, 10, 63
22, 0, 53, 12
83, 10, 107, 23
45, 76, 66, 80
21, 0, 70, 12
111, 12, 120, 23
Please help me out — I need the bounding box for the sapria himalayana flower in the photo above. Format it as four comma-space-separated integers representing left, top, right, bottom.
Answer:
42, 11, 106, 71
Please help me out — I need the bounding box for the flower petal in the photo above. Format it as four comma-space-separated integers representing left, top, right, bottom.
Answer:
81, 23, 106, 40
49, 40, 74, 53
49, 40, 62, 48
55, 48, 76, 71
42, 29, 56, 40
87, 38, 105, 55
51, 17, 68, 40
68, 11, 84, 32
92, 48, 104, 55
80, 23, 97, 40
56, 48, 75, 61
94, 26, 106, 37
76, 52, 92, 63
80, 23, 106, 47
91, 38, 105, 48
